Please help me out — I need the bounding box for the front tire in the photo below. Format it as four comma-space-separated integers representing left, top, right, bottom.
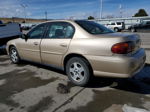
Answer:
66, 57, 91, 86
131, 28, 136, 32
114, 27, 119, 32
9, 46, 20, 64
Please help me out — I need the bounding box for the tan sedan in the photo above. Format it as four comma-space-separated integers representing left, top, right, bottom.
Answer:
7, 20, 146, 86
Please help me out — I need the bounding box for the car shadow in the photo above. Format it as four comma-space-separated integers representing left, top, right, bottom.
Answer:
8, 59, 150, 94
24, 60, 150, 94
88, 77, 114, 88
112, 77, 150, 94
17, 60, 66, 75
88, 64, 150, 94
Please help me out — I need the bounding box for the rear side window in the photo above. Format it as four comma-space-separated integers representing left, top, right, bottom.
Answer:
117, 22, 122, 25
75, 20, 114, 34
46, 22, 75, 39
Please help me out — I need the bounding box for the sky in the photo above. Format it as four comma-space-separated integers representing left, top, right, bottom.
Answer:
0, 0, 150, 19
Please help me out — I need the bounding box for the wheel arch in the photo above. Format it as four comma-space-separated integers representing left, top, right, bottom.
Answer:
8, 44, 16, 55
114, 27, 119, 29
114, 27, 119, 30
63, 53, 93, 74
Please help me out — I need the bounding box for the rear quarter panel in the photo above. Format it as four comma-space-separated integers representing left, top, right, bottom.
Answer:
66, 36, 123, 56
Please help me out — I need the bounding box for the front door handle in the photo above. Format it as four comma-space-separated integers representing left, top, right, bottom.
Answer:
60, 43, 67, 47
34, 42, 39, 45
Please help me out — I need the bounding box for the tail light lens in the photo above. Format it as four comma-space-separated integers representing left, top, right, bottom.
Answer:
111, 41, 135, 54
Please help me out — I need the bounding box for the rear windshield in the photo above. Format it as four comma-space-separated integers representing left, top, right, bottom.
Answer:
75, 20, 114, 35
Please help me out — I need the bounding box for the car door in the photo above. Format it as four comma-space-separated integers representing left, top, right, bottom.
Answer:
17, 24, 46, 63
41, 22, 75, 67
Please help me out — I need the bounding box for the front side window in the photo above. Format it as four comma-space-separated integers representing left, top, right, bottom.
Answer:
28, 24, 46, 39
46, 22, 74, 39
75, 20, 114, 35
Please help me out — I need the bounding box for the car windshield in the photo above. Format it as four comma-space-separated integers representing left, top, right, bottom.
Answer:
75, 20, 114, 34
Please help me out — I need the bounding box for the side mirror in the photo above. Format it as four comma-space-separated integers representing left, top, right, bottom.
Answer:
20, 34, 28, 40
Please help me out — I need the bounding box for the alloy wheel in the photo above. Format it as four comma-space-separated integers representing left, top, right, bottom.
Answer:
69, 62, 85, 82
10, 48, 18, 63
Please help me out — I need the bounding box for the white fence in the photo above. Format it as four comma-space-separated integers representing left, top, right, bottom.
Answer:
94, 16, 150, 29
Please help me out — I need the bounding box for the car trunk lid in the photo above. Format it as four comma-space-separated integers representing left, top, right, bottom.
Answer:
93, 33, 141, 55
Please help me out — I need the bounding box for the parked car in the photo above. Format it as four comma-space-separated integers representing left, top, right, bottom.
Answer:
128, 21, 150, 32
105, 22, 125, 32
7, 20, 146, 86
0, 21, 21, 51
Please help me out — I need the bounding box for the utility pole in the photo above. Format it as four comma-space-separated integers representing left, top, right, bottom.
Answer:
100, 0, 103, 19
119, 4, 124, 18
21, 4, 28, 23
45, 11, 47, 21
119, 4, 123, 18
119, 0, 124, 18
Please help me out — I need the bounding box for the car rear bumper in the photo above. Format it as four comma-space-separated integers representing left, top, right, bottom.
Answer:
84, 48, 146, 78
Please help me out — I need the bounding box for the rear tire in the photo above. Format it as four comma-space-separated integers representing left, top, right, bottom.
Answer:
9, 46, 20, 64
66, 57, 91, 86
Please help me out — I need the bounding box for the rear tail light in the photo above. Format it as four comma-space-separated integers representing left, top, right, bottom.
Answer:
111, 41, 135, 54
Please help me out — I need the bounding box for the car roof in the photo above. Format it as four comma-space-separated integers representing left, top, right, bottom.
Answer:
40, 20, 74, 24
39, 19, 90, 24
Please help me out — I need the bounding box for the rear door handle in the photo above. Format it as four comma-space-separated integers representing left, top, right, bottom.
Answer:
34, 42, 39, 45
60, 43, 67, 47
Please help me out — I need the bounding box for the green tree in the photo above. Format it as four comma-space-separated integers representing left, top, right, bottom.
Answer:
133, 9, 148, 17
88, 16, 95, 20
